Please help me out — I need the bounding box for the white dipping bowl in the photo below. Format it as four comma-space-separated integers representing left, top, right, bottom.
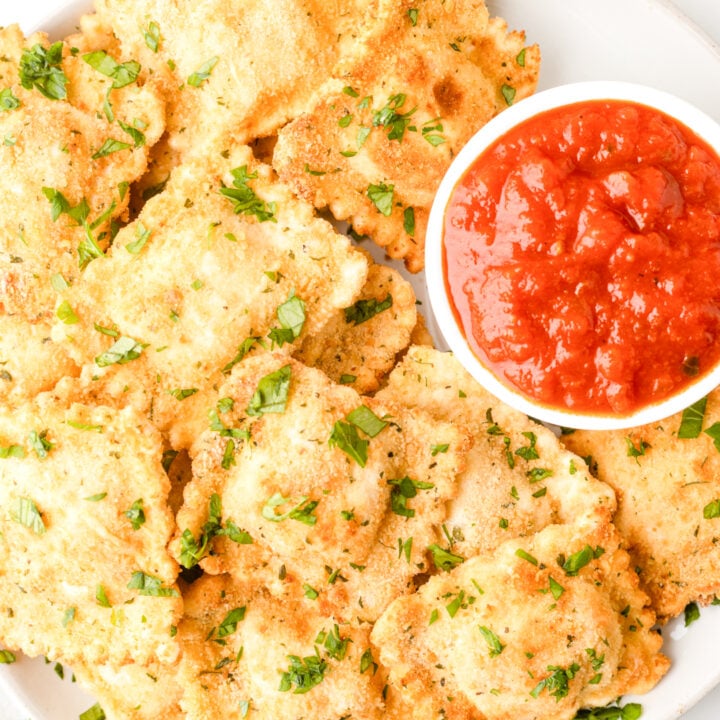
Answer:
425, 80, 720, 431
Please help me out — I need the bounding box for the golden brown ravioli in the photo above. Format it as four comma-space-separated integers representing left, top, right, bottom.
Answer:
562, 390, 720, 620
273, 0, 540, 271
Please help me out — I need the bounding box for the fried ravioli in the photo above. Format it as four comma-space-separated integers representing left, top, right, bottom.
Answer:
295, 260, 417, 394
178, 574, 386, 719
91, 0, 379, 188
0, 396, 181, 669
175, 354, 470, 621
52, 145, 368, 448
71, 659, 184, 720
0, 23, 165, 399
376, 346, 617, 557
372, 521, 668, 720
562, 391, 720, 620
273, 0, 540, 271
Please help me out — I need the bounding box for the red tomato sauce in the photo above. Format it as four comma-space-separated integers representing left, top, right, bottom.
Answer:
443, 99, 720, 415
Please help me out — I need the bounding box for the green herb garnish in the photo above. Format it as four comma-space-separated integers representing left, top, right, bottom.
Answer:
19, 42, 68, 100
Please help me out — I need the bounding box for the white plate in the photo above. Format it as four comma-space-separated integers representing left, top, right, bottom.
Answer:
1, 1, 720, 718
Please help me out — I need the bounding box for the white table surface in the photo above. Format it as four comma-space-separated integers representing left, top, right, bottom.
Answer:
0, 1, 719, 719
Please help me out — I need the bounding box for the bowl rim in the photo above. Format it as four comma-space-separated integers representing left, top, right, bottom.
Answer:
425, 79, 720, 431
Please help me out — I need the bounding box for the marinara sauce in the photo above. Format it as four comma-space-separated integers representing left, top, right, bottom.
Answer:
443, 100, 720, 414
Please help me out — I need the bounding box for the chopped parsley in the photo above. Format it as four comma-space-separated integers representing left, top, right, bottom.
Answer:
11, 497, 45, 534
0, 444, 25, 459
118, 120, 147, 148
262, 493, 318, 526
217, 606, 246, 638
684, 601, 701, 627
219, 165, 277, 222
0, 649, 16, 664
42, 187, 88, 224
246, 364, 292, 416
403, 206, 416, 235
125, 221, 152, 254
62, 607, 76, 628
367, 182, 395, 216
527, 467, 552, 483
501, 84, 516, 106
428, 543, 465, 572
445, 589, 475, 618
625, 436, 650, 460
187, 56, 219, 86
0, 88, 20, 111
29, 429, 53, 459
143, 21, 161, 53
168, 387, 199, 401
222, 336, 258, 374
557, 544, 604, 576
92, 138, 132, 160
422, 117, 447, 146
515, 548, 539, 566
83, 51, 140, 88
478, 625, 505, 657
346, 405, 387, 437
328, 420, 369, 467
388, 476, 434, 518
530, 663, 580, 700
316, 624, 351, 661
360, 647, 378, 675
678, 396, 707, 439
178, 493, 252, 568
704, 499, 720, 519
84, 492, 107, 502
19, 42, 68, 100
372, 93, 417, 142
397, 536, 413, 563
269, 293, 306, 347
703, 421, 720, 451
547, 576, 565, 600
95, 584, 111, 607
56, 299, 79, 325
344, 294, 393, 326
278, 653, 328, 694
126, 571, 179, 597
515, 432, 540, 460
95, 336, 146, 367
124, 499, 146, 530
79, 703, 106, 720
78, 225, 106, 269
574, 702, 643, 720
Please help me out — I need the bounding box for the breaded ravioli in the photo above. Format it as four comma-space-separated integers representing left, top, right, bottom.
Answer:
372, 521, 668, 720
71, 659, 184, 720
178, 574, 386, 719
91, 0, 379, 188
273, 0, 540, 271
0, 395, 181, 669
52, 145, 368, 448
175, 354, 470, 621
0, 23, 164, 399
562, 390, 720, 620
376, 346, 617, 557
295, 260, 417, 394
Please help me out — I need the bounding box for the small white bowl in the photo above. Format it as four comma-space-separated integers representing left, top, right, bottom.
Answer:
425, 80, 720, 431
